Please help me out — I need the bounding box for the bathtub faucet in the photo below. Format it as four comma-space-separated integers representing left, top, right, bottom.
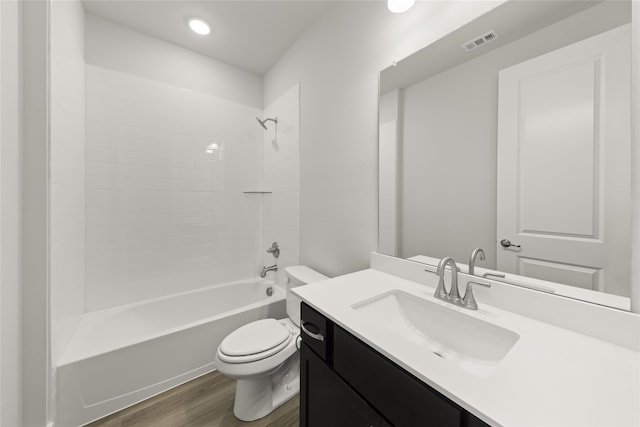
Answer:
260, 264, 278, 278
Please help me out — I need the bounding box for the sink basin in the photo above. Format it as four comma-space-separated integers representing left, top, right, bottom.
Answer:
352, 290, 519, 376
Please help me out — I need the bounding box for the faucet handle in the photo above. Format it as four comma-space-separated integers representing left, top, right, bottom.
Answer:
462, 281, 491, 310
424, 266, 438, 274
482, 271, 505, 279
266, 242, 280, 258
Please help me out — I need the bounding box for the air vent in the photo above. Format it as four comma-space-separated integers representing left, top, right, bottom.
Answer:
461, 30, 498, 52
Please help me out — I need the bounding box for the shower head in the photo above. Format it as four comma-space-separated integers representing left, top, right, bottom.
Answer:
256, 117, 278, 130
256, 117, 268, 130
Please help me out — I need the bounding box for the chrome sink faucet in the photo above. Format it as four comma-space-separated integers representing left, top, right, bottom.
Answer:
432, 256, 491, 310
468, 247, 485, 276
435, 257, 461, 304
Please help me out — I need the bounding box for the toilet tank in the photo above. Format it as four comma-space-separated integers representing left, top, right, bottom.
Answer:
284, 266, 328, 326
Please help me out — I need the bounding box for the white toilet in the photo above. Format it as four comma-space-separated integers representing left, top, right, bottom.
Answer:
215, 265, 328, 421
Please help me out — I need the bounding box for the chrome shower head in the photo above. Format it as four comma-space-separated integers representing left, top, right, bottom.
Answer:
256, 117, 268, 130
256, 117, 278, 130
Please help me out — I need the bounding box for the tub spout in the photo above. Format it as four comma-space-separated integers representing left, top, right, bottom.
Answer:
260, 264, 278, 278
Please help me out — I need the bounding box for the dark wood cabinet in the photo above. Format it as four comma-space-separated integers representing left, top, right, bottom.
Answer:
300, 302, 490, 427
300, 342, 382, 427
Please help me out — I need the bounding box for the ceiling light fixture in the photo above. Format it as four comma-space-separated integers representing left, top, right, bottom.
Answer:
205, 143, 219, 154
188, 18, 210, 35
388, 0, 415, 13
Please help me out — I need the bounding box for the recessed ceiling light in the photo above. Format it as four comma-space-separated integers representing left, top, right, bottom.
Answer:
388, 0, 415, 13
188, 18, 210, 35
205, 143, 219, 154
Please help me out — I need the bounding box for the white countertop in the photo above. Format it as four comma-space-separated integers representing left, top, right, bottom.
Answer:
293, 268, 640, 426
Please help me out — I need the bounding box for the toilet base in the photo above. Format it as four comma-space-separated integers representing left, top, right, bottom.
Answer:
232, 353, 300, 421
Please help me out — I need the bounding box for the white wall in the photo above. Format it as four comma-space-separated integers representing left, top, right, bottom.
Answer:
631, 2, 640, 314
378, 90, 400, 256
1, 1, 22, 425
399, 1, 630, 270
263, 1, 504, 277
49, 1, 86, 423
1, 4, 3, 421
22, 0, 49, 424
50, 0, 86, 397
84, 18, 265, 310
401, 58, 496, 265
261, 84, 300, 285
85, 14, 262, 109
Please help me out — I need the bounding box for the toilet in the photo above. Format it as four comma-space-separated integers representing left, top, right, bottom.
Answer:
215, 265, 328, 421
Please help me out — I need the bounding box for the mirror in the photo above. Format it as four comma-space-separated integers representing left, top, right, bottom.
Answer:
378, 0, 632, 310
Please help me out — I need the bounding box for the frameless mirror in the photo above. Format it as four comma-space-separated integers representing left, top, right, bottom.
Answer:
378, 0, 632, 310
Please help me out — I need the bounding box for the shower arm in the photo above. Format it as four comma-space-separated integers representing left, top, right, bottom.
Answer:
256, 117, 278, 130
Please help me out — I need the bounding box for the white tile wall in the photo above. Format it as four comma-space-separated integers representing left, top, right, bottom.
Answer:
261, 84, 301, 285
85, 65, 264, 311
50, 0, 85, 366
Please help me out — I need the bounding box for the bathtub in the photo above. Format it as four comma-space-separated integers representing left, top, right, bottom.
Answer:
56, 280, 286, 427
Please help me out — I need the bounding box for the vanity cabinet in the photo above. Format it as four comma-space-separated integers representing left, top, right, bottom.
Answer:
300, 302, 490, 427
300, 342, 386, 427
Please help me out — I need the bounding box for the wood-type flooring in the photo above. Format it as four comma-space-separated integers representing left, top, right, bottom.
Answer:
87, 370, 299, 427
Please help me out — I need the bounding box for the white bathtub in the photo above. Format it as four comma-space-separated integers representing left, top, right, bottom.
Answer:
56, 280, 286, 427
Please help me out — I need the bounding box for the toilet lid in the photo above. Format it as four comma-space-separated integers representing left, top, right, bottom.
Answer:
219, 319, 290, 357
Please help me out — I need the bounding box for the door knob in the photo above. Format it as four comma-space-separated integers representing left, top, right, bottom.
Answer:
500, 239, 521, 248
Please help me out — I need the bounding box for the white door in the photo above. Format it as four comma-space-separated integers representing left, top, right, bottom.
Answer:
496, 24, 630, 296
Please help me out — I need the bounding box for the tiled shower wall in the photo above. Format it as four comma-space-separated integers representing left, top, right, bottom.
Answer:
85, 65, 264, 311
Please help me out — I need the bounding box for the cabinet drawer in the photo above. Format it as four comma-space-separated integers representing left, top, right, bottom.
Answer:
300, 302, 332, 361
333, 325, 463, 427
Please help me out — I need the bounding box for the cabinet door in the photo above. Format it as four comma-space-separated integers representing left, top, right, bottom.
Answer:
333, 326, 464, 427
300, 342, 381, 427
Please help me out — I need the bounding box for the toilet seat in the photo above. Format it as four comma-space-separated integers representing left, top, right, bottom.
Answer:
218, 319, 293, 364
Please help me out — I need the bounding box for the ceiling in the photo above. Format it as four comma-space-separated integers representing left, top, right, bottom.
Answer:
82, 1, 335, 75
380, 0, 603, 94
